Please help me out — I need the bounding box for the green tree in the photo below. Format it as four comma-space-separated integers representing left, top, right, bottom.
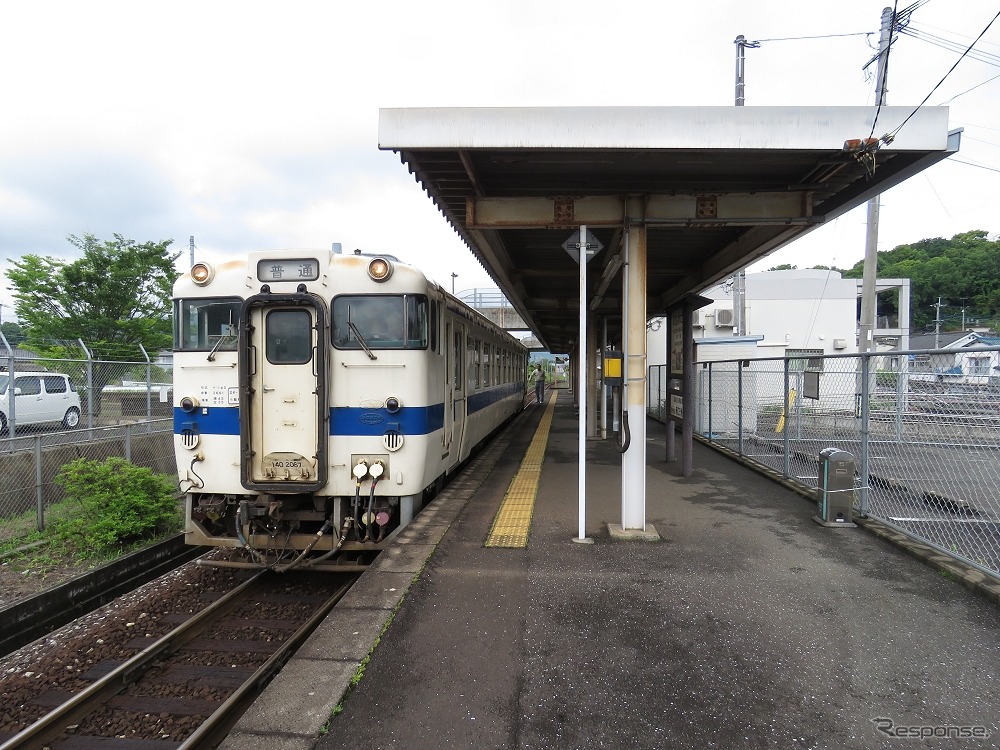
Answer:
842, 230, 1000, 330
7, 233, 179, 358
6, 234, 180, 415
0, 321, 24, 347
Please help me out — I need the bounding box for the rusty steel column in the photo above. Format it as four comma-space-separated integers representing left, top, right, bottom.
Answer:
622, 198, 647, 531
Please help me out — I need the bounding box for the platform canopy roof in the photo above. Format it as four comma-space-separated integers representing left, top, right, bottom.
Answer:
379, 106, 959, 354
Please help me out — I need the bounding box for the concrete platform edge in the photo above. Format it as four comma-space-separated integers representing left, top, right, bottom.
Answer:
218, 413, 528, 749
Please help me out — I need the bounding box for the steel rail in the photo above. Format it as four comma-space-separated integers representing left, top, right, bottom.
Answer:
177, 573, 360, 749
0, 569, 270, 750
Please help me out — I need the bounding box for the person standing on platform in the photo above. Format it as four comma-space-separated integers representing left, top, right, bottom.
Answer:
533, 365, 545, 404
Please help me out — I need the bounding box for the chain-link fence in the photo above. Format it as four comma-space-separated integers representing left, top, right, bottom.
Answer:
0, 344, 175, 545
649, 347, 1000, 580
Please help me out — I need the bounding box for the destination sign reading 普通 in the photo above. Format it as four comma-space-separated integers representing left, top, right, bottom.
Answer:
257, 258, 320, 282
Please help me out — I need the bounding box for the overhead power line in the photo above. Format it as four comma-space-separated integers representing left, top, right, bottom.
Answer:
749, 32, 871, 43
938, 73, 1000, 104
882, 8, 1000, 143
900, 24, 1000, 68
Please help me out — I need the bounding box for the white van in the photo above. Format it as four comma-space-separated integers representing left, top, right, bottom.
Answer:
0, 372, 82, 432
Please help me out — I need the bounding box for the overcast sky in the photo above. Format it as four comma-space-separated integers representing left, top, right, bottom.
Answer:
2, 1, 998, 317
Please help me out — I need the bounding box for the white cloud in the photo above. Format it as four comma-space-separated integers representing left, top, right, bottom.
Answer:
0, 0, 997, 317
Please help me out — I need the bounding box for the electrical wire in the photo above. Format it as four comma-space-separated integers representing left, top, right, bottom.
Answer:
749, 32, 872, 43
900, 25, 1000, 67
947, 158, 1000, 174
937, 73, 1000, 104
883, 8, 1000, 143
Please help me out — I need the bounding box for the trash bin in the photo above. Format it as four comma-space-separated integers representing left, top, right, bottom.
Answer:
814, 447, 857, 527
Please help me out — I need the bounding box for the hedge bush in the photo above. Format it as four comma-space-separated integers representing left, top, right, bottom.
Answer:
53, 457, 181, 555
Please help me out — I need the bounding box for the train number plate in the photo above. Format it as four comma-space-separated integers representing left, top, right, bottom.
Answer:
261, 452, 313, 480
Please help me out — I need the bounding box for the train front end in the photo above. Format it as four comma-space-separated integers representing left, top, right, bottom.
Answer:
173, 249, 438, 570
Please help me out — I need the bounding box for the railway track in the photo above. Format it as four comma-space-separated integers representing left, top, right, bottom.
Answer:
1, 535, 207, 658
0, 569, 359, 749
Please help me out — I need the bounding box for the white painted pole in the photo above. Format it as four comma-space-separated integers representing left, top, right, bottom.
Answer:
575, 225, 592, 543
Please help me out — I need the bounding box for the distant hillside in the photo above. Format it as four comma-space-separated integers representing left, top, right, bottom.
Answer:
841, 230, 1000, 331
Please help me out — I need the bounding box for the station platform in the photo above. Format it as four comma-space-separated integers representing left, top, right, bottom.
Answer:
223, 388, 1000, 750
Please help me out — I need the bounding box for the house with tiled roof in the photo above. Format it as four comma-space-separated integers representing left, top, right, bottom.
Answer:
909, 331, 1000, 385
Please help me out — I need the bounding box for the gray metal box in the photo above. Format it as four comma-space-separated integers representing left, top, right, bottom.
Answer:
814, 447, 856, 527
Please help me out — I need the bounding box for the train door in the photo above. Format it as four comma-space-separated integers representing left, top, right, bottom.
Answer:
445, 319, 466, 464
239, 294, 327, 492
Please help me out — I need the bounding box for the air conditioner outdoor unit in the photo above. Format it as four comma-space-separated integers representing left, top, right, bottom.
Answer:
715, 308, 735, 327
692, 311, 703, 327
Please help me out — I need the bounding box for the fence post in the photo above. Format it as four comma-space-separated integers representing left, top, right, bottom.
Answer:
860, 352, 871, 517
125, 422, 133, 463
79, 339, 94, 434
895, 361, 905, 443
0, 330, 13, 441
35, 436, 44, 532
707, 362, 713, 443
783, 357, 791, 479
737, 360, 744, 456
139, 343, 152, 422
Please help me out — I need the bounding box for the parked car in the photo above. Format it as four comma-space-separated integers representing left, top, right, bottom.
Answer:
0, 372, 82, 432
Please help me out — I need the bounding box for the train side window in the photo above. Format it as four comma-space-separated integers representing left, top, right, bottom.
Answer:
475, 339, 482, 389
483, 343, 491, 387
174, 297, 242, 351
405, 296, 429, 348
266, 309, 313, 364
430, 300, 438, 353
453, 329, 463, 390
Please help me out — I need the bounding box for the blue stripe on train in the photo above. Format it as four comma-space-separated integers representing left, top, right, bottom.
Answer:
173, 405, 442, 437
173, 382, 525, 438
330, 404, 443, 436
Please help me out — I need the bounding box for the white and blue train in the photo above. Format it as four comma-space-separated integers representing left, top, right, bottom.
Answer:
173, 247, 527, 569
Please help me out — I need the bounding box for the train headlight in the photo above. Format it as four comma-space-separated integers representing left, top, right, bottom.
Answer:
179, 395, 200, 413
191, 262, 214, 286
368, 257, 394, 282
385, 396, 401, 414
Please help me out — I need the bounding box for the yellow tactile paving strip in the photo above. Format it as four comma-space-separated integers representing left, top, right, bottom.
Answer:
485, 391, 558, 548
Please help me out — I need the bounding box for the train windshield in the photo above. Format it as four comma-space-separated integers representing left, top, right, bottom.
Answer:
332, 295, 428, 350
174, 297, 243, 351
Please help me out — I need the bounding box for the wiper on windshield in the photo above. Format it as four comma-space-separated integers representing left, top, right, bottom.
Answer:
207, 329, 237, 362
349, 320, 377, 360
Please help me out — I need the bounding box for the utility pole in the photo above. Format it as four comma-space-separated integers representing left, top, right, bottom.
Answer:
934, 298, 942, 349
732, 35, 759, 334
858, 7, 895, 354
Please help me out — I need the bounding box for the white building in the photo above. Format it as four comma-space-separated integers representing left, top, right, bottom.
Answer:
647, 269, 910, 434
648, 269, 860, 367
